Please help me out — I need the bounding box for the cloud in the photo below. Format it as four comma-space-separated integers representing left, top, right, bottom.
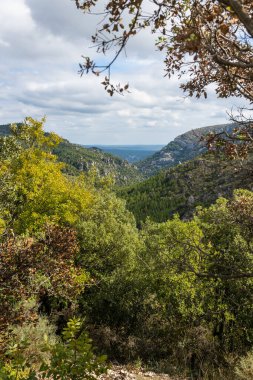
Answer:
26, 0, 98, 40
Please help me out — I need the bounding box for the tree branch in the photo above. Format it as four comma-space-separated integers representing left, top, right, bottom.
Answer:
218, 0, 253, 37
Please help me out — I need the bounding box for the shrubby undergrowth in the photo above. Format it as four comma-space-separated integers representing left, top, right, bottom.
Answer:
1, 118, 253, 379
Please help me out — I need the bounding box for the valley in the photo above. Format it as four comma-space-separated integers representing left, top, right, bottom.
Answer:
1, 122, 250, 225
1, 119, 253, 380
84, 145, 164, 163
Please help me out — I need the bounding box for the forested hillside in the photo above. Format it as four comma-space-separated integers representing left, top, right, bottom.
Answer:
53, 140, 143, 185
120, 153, 253, 224
0, 124, 143, 185
0, 123, 14, 136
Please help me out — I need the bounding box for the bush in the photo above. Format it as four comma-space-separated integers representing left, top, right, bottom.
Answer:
1, 318, 107, 380
7, 315, 58, 369
235, 351, 253, 379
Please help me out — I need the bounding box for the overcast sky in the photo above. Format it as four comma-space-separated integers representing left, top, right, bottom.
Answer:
0, 0, 248, 145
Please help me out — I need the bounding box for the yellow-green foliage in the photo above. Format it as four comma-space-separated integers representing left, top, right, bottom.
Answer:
40, 317, 107, 380
0, 117, 93, 234
2, 117, 253, 379
140, 216, 207, 318
12, 161, 92, 233
0, 218, 5, 235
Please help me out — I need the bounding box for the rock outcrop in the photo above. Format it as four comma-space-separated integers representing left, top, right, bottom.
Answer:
137, 123, 236, 177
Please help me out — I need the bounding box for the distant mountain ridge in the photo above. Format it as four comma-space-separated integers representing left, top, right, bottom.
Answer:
84, 145, 164, 163
0, 123, 14, 135
137, 123, 236, 176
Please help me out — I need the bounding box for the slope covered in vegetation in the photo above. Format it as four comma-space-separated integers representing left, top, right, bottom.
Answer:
53, 139, 143, 185
120, 154, 253, 224
0, 124, 143, 186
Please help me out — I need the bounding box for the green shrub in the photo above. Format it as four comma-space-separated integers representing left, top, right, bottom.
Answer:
40, 317, 107, 380
1, 317, 107, 380
8, 315, 58, 368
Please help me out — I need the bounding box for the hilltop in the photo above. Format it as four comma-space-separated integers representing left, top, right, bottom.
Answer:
137, 123, 236, 176
0, 124, 13, 136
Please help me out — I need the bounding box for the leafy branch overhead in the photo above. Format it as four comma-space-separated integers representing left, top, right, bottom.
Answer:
204, 111, 253, 159
76, 0, 253, 101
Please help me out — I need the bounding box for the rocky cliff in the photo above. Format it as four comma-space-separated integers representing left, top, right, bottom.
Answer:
137, 123, 236, 176
0, 124, 143, 186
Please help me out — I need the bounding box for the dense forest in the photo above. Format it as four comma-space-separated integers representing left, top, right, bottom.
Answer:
119, 154, 253, 224
1, 117, 253, 380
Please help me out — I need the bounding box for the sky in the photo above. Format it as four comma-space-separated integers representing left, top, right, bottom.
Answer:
0, 0, 248, 145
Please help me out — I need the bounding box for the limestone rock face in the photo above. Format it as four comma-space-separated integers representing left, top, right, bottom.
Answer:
100, 368, 136, 380
98, 366, 174, 380
137, 123, 236, 177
